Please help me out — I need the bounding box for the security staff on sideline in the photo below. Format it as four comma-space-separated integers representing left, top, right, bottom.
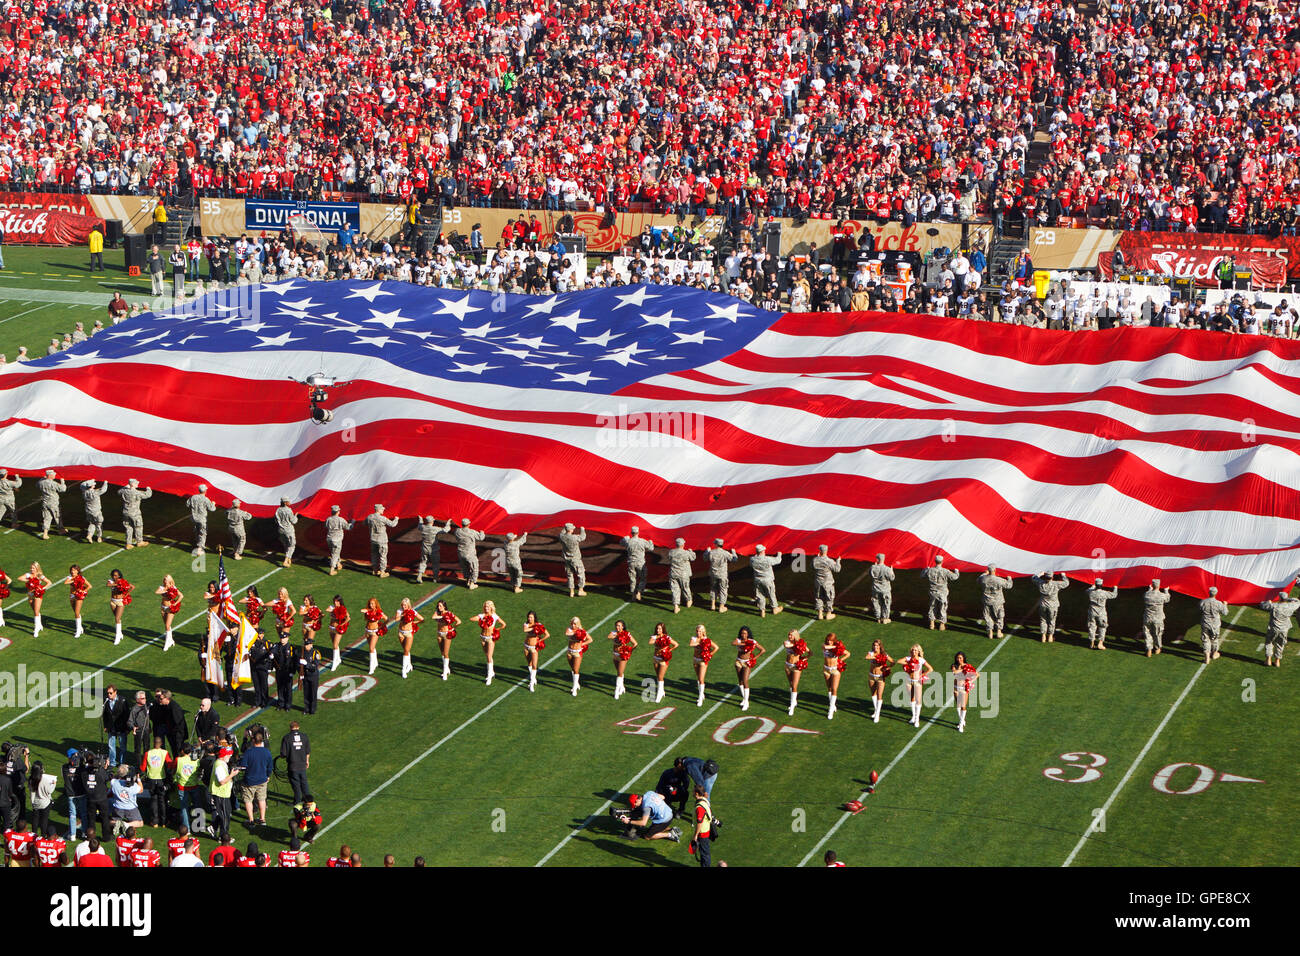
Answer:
300, 635, 323, 714
279, 723, 311, 806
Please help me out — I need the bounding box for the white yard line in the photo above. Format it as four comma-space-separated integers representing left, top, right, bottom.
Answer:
538, 568, 872, 867
0, 302, 47, 325
0, 566, 284, 735
1059, 605, 1246, 867
315, 599, 632, 841
796, 605, 1019, 867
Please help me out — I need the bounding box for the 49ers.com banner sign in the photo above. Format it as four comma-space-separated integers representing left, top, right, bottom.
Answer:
0, 193, 105, 244
1098, 231, 1288, 288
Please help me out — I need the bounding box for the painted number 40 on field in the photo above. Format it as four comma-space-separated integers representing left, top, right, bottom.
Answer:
615, 708, 820, 743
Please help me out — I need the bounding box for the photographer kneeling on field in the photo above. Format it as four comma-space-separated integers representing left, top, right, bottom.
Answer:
612, 790, 680, 843
109, 764, 145, 837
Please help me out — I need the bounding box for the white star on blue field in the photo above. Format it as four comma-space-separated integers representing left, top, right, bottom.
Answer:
44, 283, 780, 394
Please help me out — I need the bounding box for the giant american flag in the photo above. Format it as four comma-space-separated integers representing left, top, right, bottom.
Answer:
0, 280, 1297, 602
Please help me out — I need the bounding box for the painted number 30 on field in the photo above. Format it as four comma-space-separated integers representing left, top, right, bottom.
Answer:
1043, 753, 1264, 794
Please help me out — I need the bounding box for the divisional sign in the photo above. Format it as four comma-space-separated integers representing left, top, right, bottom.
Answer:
245, 200, 360, 234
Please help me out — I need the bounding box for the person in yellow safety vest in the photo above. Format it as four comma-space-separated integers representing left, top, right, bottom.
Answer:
405, 199, 421, 242
140, 736, 174, 828
151, 197, 168, 242
174, 746, 202, 832
88, 224, 104, 272
689, 787, 716, 868
209, 746, 237, 840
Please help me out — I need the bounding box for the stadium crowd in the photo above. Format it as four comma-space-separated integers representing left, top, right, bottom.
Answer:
0, 0, 1295, 235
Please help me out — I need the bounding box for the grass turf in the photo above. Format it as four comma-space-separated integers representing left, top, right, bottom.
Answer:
0, 247, 1296, 867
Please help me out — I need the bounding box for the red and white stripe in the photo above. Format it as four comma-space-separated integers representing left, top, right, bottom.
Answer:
2, 312, 1298, 601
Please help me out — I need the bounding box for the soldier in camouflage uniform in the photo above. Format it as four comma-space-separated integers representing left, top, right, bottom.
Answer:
80, 479, 108, 543
1085, 579, 1118, 649
870, 554, 895, 624
504, 532, 527, 592
812, 544, 841, 620
1259, 589, 1300, 667
559, 522, 587, 597
324, 505, 354, 575
1199, 587, 1229, 663
119, 478, 152, 548
187, 483, 216, 555
667, 538, 695, 612
1141, 579, 1172, 657
454, 518, 485, 588
415, 516, 451, 583
921, 555, 959, 629
366, 504, 398, 577
750, 545, 782, 617
623, 526, 654, 600
37, 469, 67, 538
1033, 572, 1069, 642
275, 497, 299, 566
978, 564, 1012, 639
227, 499, 252, 559
0, 469, 20, 529
706, 538, 738, 612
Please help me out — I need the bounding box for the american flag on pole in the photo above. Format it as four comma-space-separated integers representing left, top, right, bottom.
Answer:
1, 281, 1298, 602
216, 555, 238, 624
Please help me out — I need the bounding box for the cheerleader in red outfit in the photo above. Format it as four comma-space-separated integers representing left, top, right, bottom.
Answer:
301, 593, 323, 647
865, 639, 894, 723
241, 586, 265, 628
523, 610, 548, 693
607, 619, 636, 699
783, 629, 810, 715
388, 596, 423, 678
822, 632, 850, 720
564, 616, 592, 697
950, 652, 979, 733
900, 644, 934, 727
155, 575, 183, 651
362, 598, 387, 675
650, 622, 677, 703
108, 568, 132, 644
271, 587, 297, 640
689, 624, 718, 707
17, 562, 52, 637
203, 581, 219, 611
732, 626, 765, 712
0, 567, 10, 628
434, 599, 460, 681
65, 564, 91, 638
328, 595, 349, 671
476, 600, 505, 686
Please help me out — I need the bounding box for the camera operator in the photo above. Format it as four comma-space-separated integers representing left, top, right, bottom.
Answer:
83, 753, 112, 833
3, 741, 29, 825
141, 735, 174, 827
174, 742, 204, 831
239, 728, 273, 827
109, 764, 145, 837
61, 749, 87, 840
656, 759, 690, 816
0, 753, 15, 830
279, 721, 310, 805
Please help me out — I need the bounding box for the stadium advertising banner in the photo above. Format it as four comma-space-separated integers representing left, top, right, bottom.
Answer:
1098, 231, 1288, 288
0, 193, 106, 244
245, 199, 361, 234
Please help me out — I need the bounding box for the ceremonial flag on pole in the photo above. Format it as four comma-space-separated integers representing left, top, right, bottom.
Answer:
216, 555, 238, 624
204, 612, 228, 690
232, 614, 258, 690
2, 282, 1300, 601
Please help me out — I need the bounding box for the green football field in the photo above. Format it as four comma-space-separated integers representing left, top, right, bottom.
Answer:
0, 246, 1297, 868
